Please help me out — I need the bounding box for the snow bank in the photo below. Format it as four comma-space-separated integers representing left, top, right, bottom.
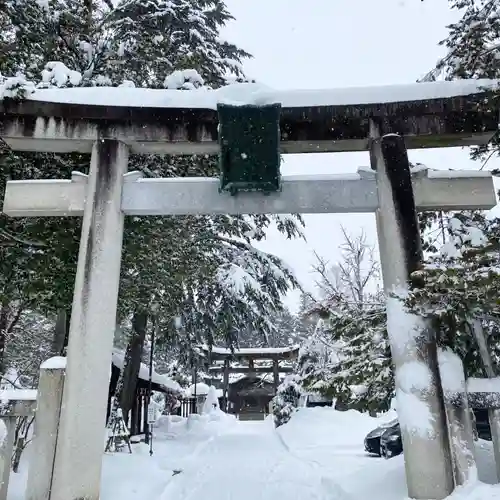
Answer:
276, 407, 500, 500
15, 78, 499, 109
154, 410, 235, 440
448, 480, 500, 500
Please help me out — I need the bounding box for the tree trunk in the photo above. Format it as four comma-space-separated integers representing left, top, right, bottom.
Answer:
118, 310, 148, 422
0, 305, 8, 375
0, 302, 23, 375
52, 309, 71, 356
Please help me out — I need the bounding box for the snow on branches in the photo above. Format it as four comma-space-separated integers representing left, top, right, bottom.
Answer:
404, 212, 500, 376
0, 73, 35, 100
297, 229, 393, 413
272, 375, 302, 427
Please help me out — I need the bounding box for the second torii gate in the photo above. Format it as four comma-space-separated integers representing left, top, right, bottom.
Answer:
1, 79, 498, 500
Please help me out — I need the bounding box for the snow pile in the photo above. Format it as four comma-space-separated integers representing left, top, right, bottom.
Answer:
164, 69, 205, 90
202, 386, 220, 414
277, 407, 499, 500
186, 382, 210, 396
40, 61, 82, 88
154, 409, 235, 439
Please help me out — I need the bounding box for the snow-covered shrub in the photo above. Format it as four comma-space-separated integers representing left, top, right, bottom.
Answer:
164, 69, 205, 90
0, 73, 35, 100
272, 375, 302, 428
39, 61, 82, 88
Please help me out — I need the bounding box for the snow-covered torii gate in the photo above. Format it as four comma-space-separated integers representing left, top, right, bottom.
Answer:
1, 79, 498, 500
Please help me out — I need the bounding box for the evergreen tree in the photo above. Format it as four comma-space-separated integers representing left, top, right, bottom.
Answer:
405, 212, 500, 377
272, 374, 302, 427
297, 229, 393, 412
421, 0, 500, 161
0, 0, 303, 410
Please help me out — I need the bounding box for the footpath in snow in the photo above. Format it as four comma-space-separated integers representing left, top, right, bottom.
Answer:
161, 417, 333, 500
7, 407, 500, 500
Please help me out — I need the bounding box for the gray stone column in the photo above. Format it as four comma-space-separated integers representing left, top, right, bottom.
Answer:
50, 140, 129, 500
26, 360, 66, 500
370, 124, 454, 499
0, 417, 16, 500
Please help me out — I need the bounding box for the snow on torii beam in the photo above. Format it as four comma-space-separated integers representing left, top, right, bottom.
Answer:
3, 167, 496, 217
0, 78, 499, 155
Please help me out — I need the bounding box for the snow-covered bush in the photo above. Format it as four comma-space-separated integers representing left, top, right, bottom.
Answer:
164, 69, 205, 90
272, 375, 302, 428
0, 73, 35, 100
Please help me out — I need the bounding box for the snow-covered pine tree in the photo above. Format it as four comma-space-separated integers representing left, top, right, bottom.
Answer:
0, 0, 303, 412
297, 228, 394, 412
421, 0, 500, 161
272, 374, 302, 427
297, 317, 338, 396
405, 213, 500, 377
327, 303, 393, 413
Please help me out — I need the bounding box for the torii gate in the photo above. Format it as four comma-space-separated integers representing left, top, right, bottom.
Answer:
0, 79, 498, 500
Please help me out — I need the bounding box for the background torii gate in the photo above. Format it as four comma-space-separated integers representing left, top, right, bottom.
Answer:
0, 79, 498, 500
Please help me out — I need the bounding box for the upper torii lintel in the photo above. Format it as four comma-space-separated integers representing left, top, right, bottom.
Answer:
0, 78, 498, 155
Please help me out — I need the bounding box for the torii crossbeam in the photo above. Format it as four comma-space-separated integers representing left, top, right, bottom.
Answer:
1, 78, 499, 500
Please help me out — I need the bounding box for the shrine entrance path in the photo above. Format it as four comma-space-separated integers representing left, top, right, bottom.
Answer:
159, 419, 341, 500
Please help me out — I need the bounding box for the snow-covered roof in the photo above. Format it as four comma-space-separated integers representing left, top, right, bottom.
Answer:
111, 350, 181, 394
16, 79, 499, 109
201, 345, 300, 356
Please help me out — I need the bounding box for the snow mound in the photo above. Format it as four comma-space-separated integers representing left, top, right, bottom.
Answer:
277, 407, 499, 500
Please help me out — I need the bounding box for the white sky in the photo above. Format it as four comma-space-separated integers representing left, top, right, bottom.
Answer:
220, 0, 500, 312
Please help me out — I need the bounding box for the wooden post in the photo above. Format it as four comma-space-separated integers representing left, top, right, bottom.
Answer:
0, 417, 16, 500
248, 358, 255, 378
223, 360, 230, 412
26, 361, 66, 500
273, 359, 279, 391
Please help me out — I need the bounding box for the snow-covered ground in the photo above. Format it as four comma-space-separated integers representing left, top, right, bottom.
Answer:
7, 407, 500, 500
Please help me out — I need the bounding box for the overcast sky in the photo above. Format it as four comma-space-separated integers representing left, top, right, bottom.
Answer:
220, 0, 500, 312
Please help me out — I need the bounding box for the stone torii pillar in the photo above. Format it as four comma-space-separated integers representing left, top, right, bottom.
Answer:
370, 128, 453, 499
2, 159, 496, 500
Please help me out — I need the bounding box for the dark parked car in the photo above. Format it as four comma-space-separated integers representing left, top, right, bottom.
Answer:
364, 409, 492, 459
364, 419, 401, 458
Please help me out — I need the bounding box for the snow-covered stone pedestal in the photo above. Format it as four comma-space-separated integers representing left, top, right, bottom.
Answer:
26, 358, 66, 500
